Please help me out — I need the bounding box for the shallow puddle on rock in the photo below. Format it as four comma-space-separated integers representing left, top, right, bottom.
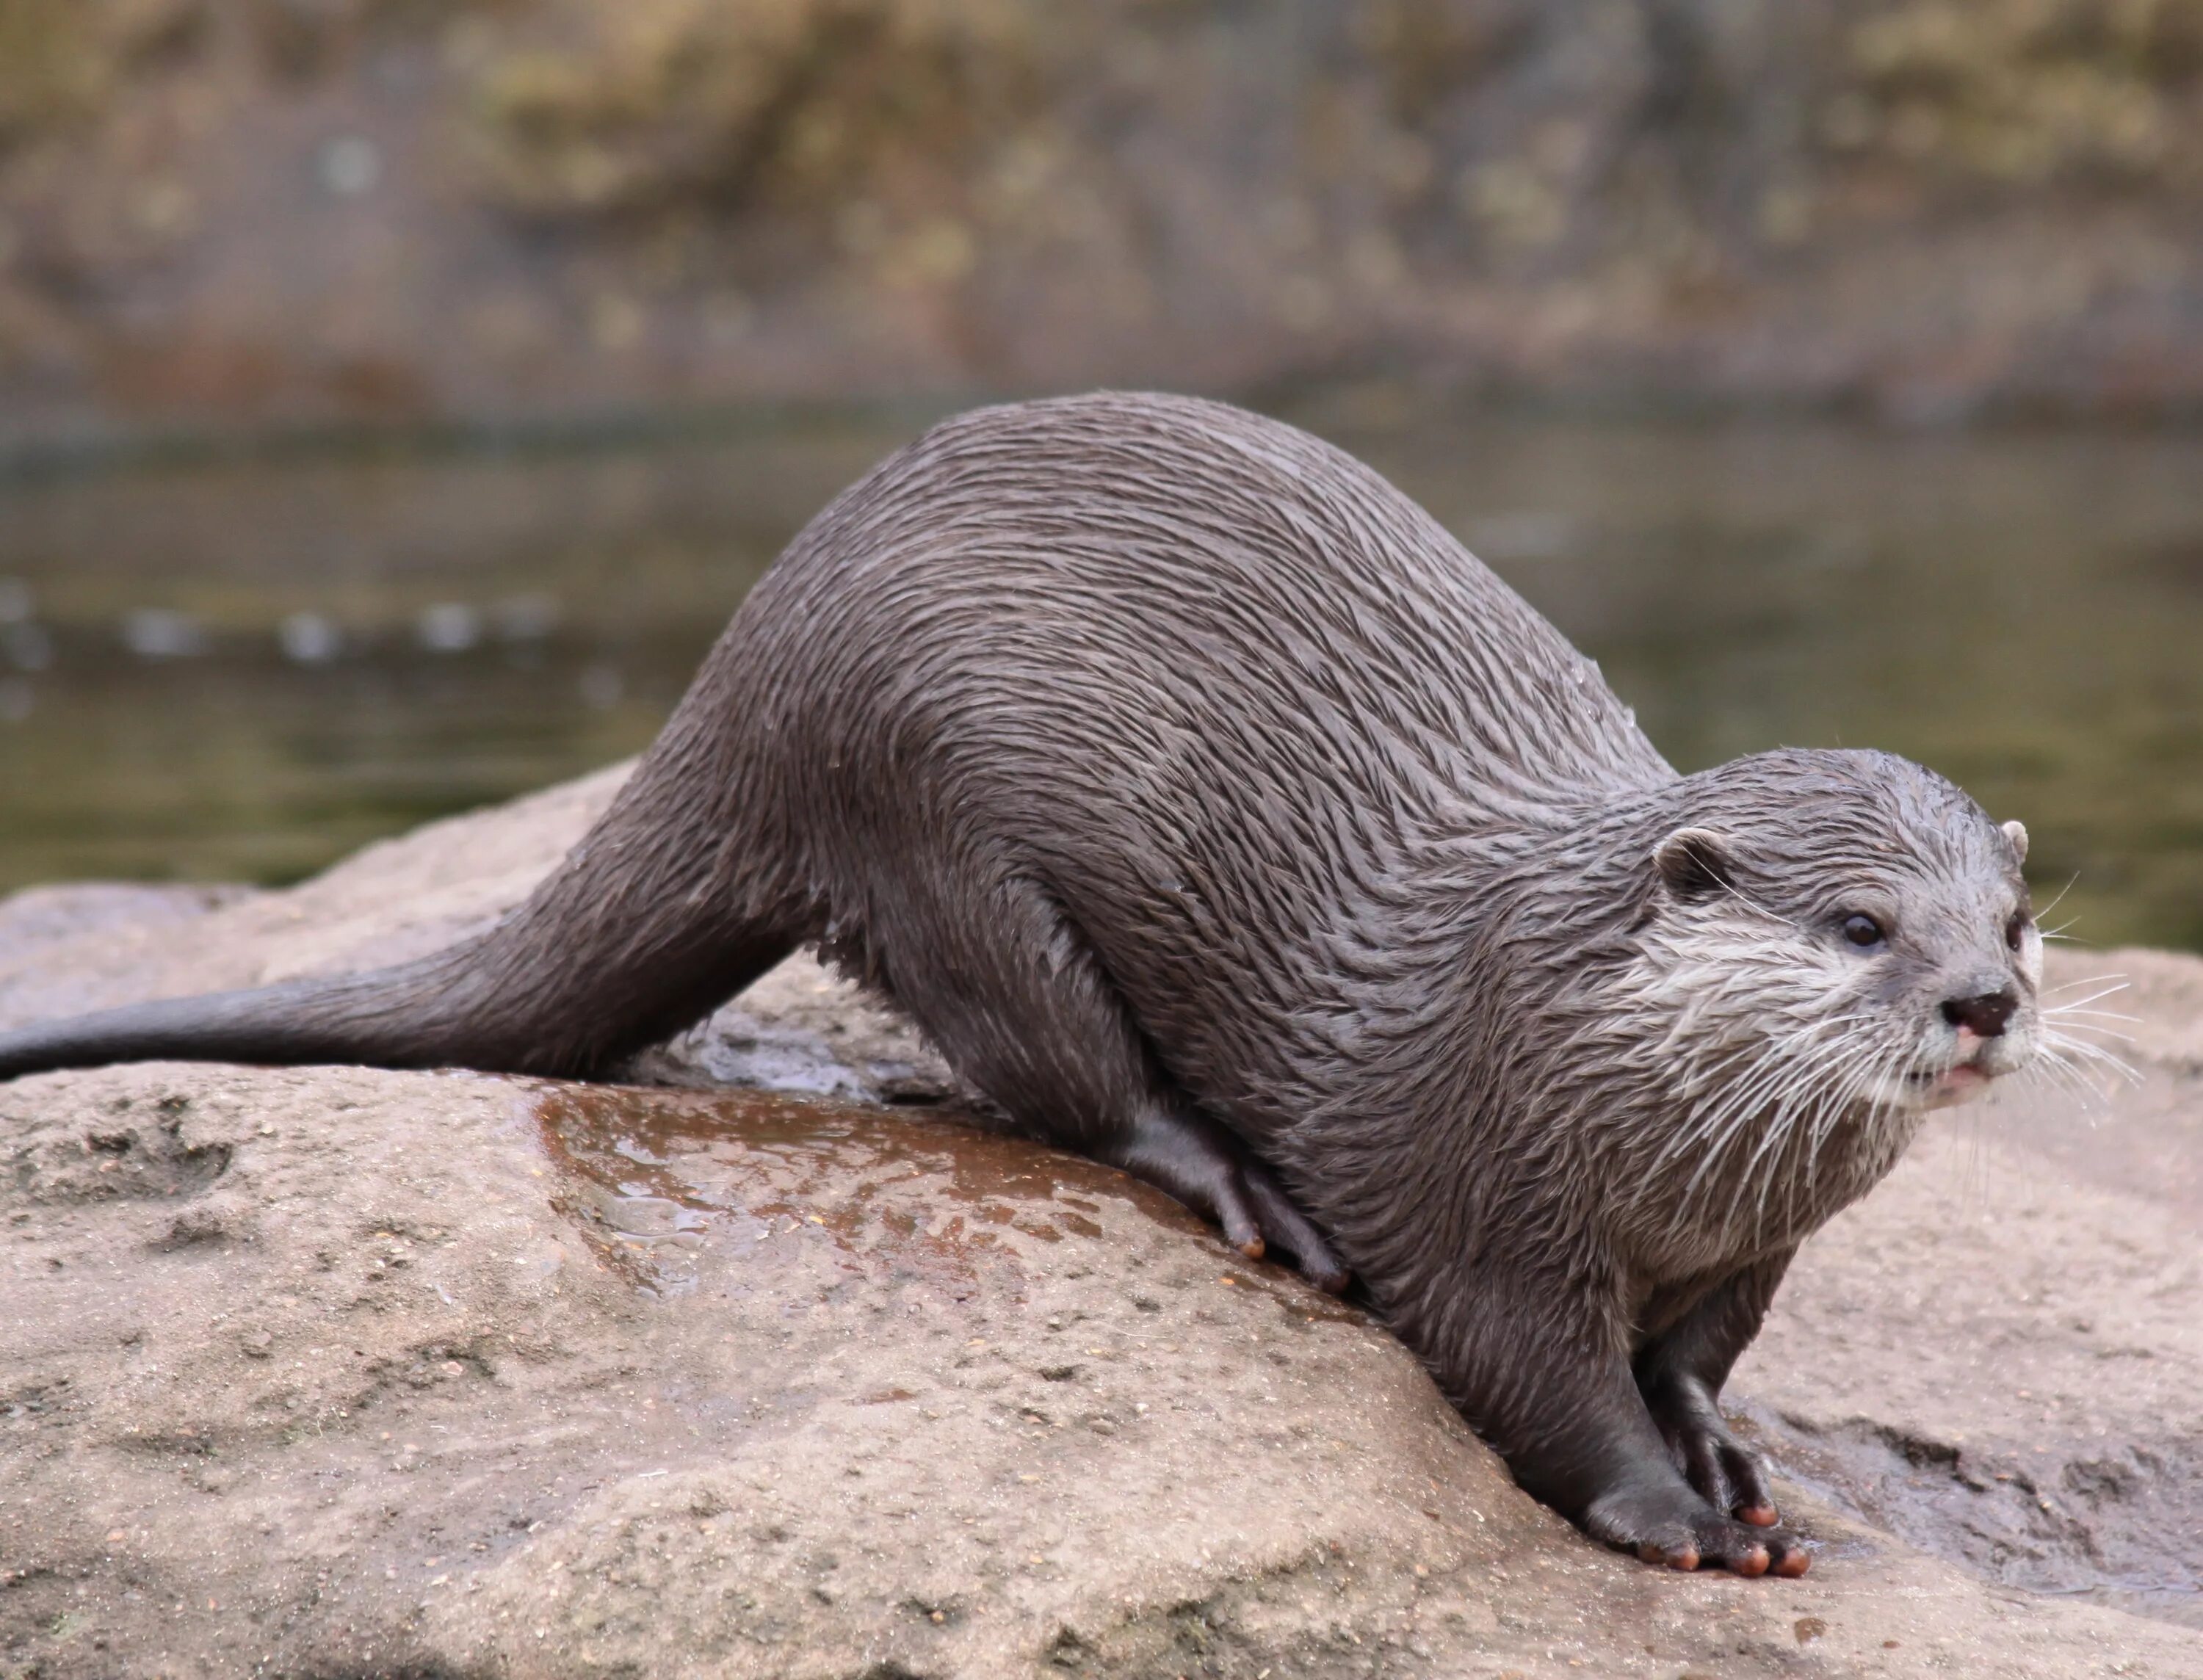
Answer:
527, 1082, 1177, 1299
524, 1081, 1366, 1322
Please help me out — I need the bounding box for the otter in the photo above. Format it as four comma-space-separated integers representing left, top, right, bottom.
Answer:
0, 393, 2040, 1575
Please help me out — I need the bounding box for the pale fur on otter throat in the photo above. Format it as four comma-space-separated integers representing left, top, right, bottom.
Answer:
0, 393, 2061, 1576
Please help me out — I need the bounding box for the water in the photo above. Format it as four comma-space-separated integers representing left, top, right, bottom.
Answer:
1, 403, 2200, 949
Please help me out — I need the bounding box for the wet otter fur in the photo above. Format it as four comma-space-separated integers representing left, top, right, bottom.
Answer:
0, 393, 2043, 1574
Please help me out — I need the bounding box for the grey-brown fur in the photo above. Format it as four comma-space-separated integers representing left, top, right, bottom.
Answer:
0, 393, 2044, 1573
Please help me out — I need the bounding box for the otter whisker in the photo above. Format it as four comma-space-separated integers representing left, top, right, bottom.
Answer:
2028, 1030, 2096, 1076
1751, 1047, 1875, 1234
1690, 1032, 1870, 1234
2041, 980, 2133, 1013
2025, 1034, 2098, 1093
1751, 1069, 1847, 1232
1673, 1030, 1845, 1137
2027, 1032, 2136, 1114
1738, 1032, 1869, 1164
1790, 1032, 1914, 1217
1710, 879, 1796, 929
1651, 1018, 1869, 1176
2042, 1018, 2137, 1043
1789, 1042, 1863, 1164
2044, 972, 2127, 995
1668, 1030, 1853, 1185
1737, 1032, 1873, 1225
1658, 1035, 1784, 1120
1798, 1029, 1898, 1195
2039, 1027, 2138, 1085
2021, 1049, 2110, 1122
1792, 1067, 1859, 1205
2042, 1005, 2133, 1026
2041, 1021, 2137, 1069
1658, 1063, 1792, 1200
2033, 872, 2081, 924
1657, 1049, 1806, 1237
1731, 1073, 1820, 1220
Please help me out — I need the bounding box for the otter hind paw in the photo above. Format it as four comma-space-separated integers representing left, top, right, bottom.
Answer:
1107, 1109, 1350, 1295
1238, 1161, 1351, 1295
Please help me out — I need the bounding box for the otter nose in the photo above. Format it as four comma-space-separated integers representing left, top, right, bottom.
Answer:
1942, 988, 2017, 1038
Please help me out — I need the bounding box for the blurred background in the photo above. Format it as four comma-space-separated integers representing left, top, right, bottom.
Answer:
1, 0, 2201, 945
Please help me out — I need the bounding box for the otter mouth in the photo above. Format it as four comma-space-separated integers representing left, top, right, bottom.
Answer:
1906, 1060, 1997, 1109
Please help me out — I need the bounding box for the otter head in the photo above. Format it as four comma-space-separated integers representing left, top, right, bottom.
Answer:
1649, 749, 2038, 1109
1621, 748, 2038, 1245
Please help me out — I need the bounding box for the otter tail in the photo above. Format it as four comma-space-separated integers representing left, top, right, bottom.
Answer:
0, 707, 799, 1084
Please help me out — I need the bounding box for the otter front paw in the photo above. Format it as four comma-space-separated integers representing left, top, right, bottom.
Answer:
1582, 1482, 1811, 1577
1643, 1380, 1780, 1527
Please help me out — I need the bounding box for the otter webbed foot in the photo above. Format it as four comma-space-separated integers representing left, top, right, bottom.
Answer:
1108, 1107, 1350, 1295
1643, 1374, 1781, 1528
1582, 1479, 1811, 1577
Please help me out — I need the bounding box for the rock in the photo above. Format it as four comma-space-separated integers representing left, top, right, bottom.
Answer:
2, 768, 2199, 1677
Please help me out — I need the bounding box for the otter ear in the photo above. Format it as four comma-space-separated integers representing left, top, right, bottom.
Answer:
2002, 819, 2029, 866
1653, 827, 1735, 900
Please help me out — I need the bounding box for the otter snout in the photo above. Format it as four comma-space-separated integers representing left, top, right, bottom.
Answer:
1941, 987, 2018, 1038
1913, 975, 2033, 1108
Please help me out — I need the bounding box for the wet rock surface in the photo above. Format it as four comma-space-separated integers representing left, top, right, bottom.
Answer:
1, 767, 2199, 1677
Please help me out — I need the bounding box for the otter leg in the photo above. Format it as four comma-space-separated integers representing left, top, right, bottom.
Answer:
871, 875, 1348, 1292
1440, 1282, 1810, 1576
1633, 1250, 1796, 1529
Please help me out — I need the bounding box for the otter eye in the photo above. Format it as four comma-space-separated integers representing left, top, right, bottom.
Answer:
1841, 913, 1885, 949
2005, 911, 2028, 951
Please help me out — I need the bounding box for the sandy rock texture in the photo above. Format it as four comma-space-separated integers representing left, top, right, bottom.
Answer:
1, 767, 2199, 1678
